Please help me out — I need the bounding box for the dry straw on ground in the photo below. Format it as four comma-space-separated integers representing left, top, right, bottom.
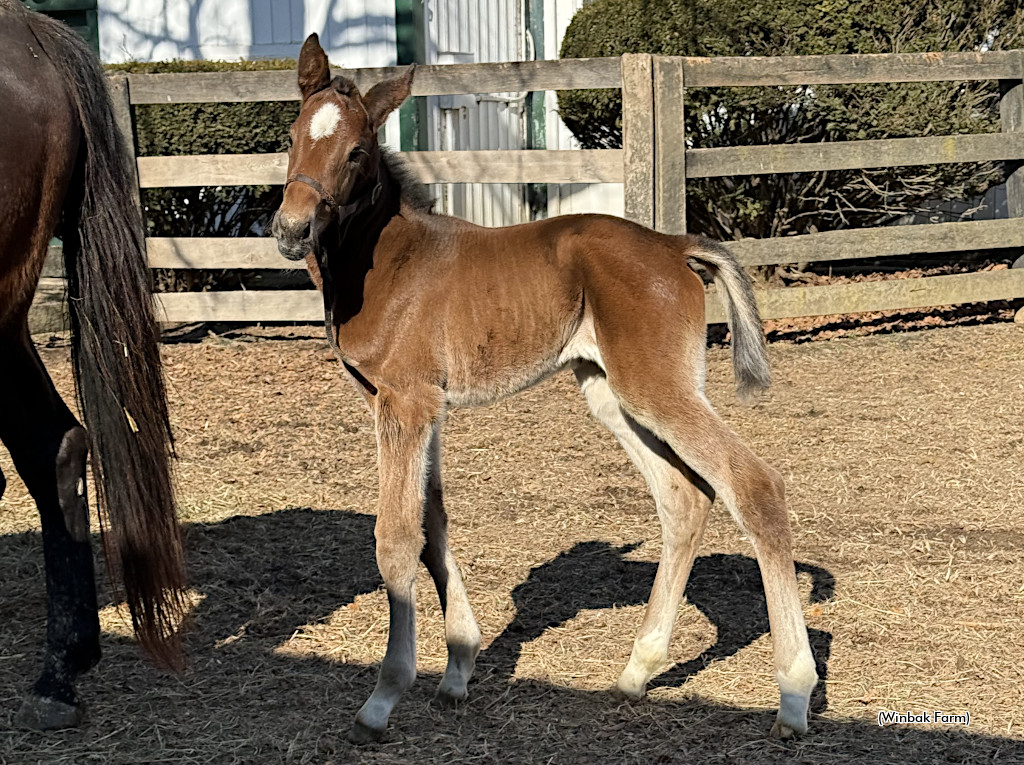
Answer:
1, 321, 1023, 764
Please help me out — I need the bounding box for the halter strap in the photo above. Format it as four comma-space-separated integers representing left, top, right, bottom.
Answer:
284, 173, 337, 208
284, 170, 383, 221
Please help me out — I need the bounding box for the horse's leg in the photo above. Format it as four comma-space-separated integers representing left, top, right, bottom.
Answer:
573, 361, 713, 699
601, 359, 816, 738
419, 426, 481, 705
0, 328, 99, 730
351, 386, 441, 743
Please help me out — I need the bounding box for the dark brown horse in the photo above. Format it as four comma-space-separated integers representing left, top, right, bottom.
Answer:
273, 34, 817, 743
0, 0, 185, 729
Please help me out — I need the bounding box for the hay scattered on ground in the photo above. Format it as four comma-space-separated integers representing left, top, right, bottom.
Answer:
2, 322, 1023, 764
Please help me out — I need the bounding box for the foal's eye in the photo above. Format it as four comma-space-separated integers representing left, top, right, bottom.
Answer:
348, 147, 366, 164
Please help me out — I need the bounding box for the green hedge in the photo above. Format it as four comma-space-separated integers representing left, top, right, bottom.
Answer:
559, 0, 1024, 242
107, 59, 299, 241
104, 60, 306, 291
109, 59, 298, 158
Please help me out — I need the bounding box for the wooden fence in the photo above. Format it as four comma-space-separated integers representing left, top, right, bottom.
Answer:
30, 52, 1024, 329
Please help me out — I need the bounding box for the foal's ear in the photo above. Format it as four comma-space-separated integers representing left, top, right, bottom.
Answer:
298, 33, 331, 100
362, 65, 415, 131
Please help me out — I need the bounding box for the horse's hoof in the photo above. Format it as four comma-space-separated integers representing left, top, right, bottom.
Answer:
769, 717, 804, 740
348, 719, 385, 744
14, 695, 84, 730
610, 682, 645, 702
432, 685, 467, 708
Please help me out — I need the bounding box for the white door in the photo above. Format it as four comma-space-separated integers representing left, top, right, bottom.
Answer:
426, 0, 528, 226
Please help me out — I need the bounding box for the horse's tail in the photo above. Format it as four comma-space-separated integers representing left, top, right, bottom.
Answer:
26, 10, 186, 667
685, 235, 771, 402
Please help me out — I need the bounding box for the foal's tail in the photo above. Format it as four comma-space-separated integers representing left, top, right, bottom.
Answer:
27, 10, 186, 667
686, 235, 771, 402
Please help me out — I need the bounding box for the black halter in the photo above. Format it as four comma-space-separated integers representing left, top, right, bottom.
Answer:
284, 169, 382, 221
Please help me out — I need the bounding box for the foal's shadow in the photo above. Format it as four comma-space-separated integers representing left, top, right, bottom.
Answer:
182, 514, 833, 712
482, 541, 833, 711
1, 508, 832, 716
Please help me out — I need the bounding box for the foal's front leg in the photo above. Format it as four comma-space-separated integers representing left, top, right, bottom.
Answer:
351, 388, 441, 743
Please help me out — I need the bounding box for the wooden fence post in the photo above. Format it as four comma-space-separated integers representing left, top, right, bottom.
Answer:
108, 73, 143, 214
621, 54, 655, 228
653, 56, 686, 234
999, 50, 1024, 322
999, 52, 1024, 217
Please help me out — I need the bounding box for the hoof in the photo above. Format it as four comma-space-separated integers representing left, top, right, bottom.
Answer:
14, 696, 84, 730
349, 719, 386, 745
610, 682, 645, 702
433, 684, 467, 709
770, 717, 806, 740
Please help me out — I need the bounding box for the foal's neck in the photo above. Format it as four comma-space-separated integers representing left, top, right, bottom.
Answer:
319, 151, 402, 325
335, 153, 401, 261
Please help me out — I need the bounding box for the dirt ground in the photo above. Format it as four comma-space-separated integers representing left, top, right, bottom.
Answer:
2, 321, 1023, 764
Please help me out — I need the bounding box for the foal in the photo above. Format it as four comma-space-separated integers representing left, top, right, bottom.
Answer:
273, 34, 817, 742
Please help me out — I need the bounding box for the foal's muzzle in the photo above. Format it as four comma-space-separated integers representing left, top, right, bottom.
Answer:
272, 209, 315, 261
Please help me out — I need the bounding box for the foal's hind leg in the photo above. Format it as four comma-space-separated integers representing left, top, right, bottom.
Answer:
574, 362, 713, 699
0, 328, 100, 729
420, 427, 481, 705
601, 366, 816, 737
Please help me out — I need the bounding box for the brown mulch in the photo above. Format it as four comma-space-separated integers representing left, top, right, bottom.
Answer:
2, 321, 1023, 764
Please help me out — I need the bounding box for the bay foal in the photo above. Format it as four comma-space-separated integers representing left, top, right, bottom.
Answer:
273, 34, 817, 742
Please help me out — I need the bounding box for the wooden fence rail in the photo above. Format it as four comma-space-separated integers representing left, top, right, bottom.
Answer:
29, 51, 1024, 332
135, 149, 624, 187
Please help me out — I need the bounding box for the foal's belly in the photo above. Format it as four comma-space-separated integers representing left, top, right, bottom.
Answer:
440, 262, 582, 407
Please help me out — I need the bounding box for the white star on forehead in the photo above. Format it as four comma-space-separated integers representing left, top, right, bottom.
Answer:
309, 102, 342, 141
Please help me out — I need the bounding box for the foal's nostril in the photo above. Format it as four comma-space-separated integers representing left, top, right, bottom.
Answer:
274, 212, 316, 260
274, 213, 312, 243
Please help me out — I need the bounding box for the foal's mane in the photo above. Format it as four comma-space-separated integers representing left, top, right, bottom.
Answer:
380, 148, 434, 213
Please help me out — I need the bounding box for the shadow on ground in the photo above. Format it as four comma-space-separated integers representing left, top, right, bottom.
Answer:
1, 508, 1019, 763
485, 541, 833, 713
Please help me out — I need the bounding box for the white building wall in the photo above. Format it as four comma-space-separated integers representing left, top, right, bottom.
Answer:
98, 0, 396, 67
544, 0, 623, 218
426, 0, 529, 226
98, 1, 400, 155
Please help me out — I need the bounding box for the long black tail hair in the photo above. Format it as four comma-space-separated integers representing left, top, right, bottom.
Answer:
25, 7, 186, 667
